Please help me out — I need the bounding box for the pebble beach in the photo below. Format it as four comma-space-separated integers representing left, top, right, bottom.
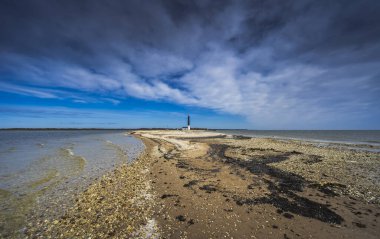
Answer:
21, 130, 380, 238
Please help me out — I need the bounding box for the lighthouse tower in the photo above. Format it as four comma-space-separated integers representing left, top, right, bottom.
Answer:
187, 114, 191, 130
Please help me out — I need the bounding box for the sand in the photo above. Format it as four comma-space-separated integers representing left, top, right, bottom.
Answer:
25, 130, 380, 238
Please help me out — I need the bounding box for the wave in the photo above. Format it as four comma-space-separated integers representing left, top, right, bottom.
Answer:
105, 140, 129, 162
58, 148, 86, 171
28, 169, 59, 189
59, 148, 74, 157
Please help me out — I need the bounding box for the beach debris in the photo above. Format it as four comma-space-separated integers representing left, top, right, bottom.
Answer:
183, 180, 198, 188
161, 194, 178, 199
176, 215, 186, 222
199, 184, 217, 193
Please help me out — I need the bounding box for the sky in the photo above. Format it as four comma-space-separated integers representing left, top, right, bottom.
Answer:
0, 0, 380, 129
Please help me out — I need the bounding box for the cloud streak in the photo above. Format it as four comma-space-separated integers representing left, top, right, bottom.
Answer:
0, 0, 379, 128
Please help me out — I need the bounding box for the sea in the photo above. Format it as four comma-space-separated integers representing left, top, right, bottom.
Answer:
0, 130, 144, 237
216, 130, 380, 151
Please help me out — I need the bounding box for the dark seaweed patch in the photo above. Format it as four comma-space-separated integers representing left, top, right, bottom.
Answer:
302, 155, 323, 164
310, 183, 346, 196
176, 161, 190, 169
233, 135, 251, 140
161, 194, 178, 199
290, 150, 303, 155
210, 168, 221, 173
247, 184, 255, 189
176, 215, 186, 222
183, 180, 198, 188
232, 184, 344, 224
352, 222, 366, 228
163, 149, 180, 160
209, 144, 344, 224
283, 212, 294, 219
199, 185, 217, 193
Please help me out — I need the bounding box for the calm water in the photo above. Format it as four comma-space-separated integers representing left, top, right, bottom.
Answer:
0, 130, 144, 237
216, 130, 380, 149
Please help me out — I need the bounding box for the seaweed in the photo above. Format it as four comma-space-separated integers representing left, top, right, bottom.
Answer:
209, 144, 344, 224
199, 185, 217, 193
183, 180, 198, 188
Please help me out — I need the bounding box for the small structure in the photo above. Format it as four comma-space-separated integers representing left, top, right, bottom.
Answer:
187, 114, 191, 130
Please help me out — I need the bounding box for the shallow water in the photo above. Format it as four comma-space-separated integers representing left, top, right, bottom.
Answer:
0, 130, 144, 237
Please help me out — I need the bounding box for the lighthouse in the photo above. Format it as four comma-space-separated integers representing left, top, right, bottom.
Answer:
187, 114, 191, 130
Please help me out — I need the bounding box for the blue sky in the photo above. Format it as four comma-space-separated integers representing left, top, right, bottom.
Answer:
0, 91, 248, 129
0, 0, 379, 129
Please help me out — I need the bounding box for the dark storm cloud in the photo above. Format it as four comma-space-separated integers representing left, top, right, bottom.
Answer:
0, 0, 379, 128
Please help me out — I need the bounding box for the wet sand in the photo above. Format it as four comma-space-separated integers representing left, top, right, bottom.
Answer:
26, 130, 380, 238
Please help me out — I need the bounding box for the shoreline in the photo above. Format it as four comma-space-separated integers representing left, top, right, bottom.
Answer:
225, 135, 380, 153
25, 136, 159, 238
215, 130, 380, 152
25, 130, 380, 238
0, 131, 144, 238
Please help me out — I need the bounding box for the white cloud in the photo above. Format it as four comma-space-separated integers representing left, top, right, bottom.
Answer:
1, 47, 377, 129
127, 48, 193, 78
0, 82, 61, 99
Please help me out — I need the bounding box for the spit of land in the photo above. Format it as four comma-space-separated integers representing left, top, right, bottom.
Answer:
26, 130, 380, 239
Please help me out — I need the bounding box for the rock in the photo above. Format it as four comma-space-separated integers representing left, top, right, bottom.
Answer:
283, 213, 294, 219
176, 215, 186, 222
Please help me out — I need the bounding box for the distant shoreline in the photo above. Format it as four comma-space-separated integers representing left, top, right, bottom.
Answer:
0, 128, 379, 130
0, 128, 212, 130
